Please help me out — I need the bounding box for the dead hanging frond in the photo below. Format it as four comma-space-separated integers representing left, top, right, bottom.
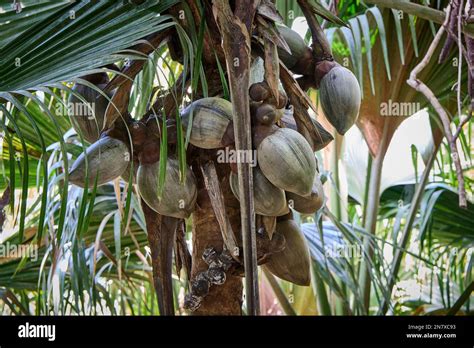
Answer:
174, 220, 192, 282
298, 0, 334, 62
200, 161, 240, 261
212, 0, 260, 315
279, 63, 323, 143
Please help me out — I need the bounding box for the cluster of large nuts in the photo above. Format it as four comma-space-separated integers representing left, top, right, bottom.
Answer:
276, 23, 361, 135
67, 23, 361, 299
67, 70, 197, 219
67, 70, 326, 290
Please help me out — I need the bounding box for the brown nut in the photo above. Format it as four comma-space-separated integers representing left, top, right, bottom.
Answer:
254, 103, 277, 126
130, 121, 147, 147
249, 82, 270, 102
138, 141, 160, 165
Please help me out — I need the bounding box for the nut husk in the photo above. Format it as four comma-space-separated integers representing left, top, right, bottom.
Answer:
276, 24, 311, 70
319, 65, 361, 135
249, 82, 271, 102
254, 103, 277, 126
137, 157, 197, 219
69, 136, 130, 188
229, 167, 289, 216
257, 127, 316, 196
250, 57, 287, 116
264, 219, 311, 286
287, 173, 324, 214
181, 97, 233, 149
68, 81, 111, 143
250, 82, 287, 109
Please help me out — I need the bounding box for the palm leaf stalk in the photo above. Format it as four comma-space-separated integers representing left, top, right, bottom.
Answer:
212, 0, 260, 315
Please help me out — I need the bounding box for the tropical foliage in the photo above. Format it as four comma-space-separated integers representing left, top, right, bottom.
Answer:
0, 0, 472, 316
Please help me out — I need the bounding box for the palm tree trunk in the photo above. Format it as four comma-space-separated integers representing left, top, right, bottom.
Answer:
358, 121, 390, 314
191, 158, 243, 315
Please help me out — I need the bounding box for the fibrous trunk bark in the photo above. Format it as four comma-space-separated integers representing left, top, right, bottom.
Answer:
191, 155, 243, 315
